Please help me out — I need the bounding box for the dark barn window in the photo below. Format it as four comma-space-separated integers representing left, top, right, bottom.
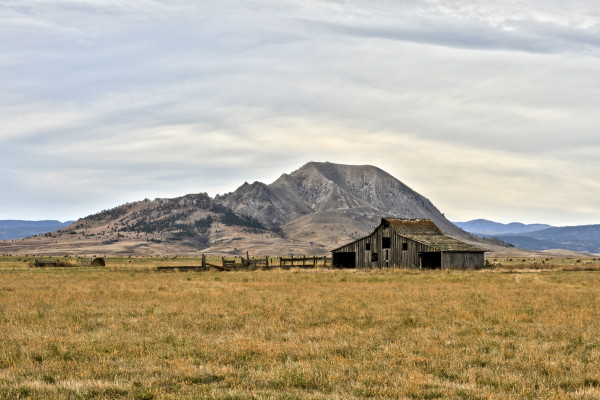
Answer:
402, 243, 408, 251
371, 253, 378, 262
382, 237, 391, 248
365, 243, 370, 251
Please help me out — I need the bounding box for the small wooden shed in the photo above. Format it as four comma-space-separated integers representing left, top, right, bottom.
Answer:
331, 218, 485, 269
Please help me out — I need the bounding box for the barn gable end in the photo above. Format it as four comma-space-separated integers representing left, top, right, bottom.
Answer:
331, 218, 485, 269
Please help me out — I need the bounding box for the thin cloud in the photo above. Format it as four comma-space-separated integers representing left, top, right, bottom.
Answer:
294, 0, 600, 56
0, 1, 599, 224
303, 18, 600, 54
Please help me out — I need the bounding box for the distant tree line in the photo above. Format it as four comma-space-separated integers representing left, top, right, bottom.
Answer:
210, 204, 266, 230
86, 207, 128, 222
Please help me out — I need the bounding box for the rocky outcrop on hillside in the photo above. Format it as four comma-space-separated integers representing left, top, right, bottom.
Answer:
218, 162, 469, 239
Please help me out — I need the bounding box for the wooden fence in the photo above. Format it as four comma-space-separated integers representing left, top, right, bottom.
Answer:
157, 254, 332, 272
279, 255, 331, 268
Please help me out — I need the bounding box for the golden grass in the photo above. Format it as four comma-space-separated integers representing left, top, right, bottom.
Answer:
1, 258, 600, 399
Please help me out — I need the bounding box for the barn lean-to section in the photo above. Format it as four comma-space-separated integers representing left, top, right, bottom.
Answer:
331, 218, 485, 269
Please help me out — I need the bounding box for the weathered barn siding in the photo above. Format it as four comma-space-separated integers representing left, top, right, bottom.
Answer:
332, 218, 485, 269
441, 252, 485, 269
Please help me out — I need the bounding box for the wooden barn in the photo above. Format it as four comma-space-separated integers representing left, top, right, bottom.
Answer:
331, 218, 485, 269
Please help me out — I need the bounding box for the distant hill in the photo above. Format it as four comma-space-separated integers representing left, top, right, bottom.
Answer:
0, 162, 487, 255
454, 219, 600, 254
0, 220, 74, 240
496, 225, 600, 254
453, 219, 553, 235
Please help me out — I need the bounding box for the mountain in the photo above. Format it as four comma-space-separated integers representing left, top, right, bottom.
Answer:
496, 225, 600, 254
453, 219, 553, 236
219, 162, 470, 238
0, 220, 74, 240
0, 162, 484, 256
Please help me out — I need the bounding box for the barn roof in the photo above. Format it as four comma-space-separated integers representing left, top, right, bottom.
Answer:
384, 218, 483, 252
331, 218, 484, 253
385, 218, 443, 236
404, 234, 483, 252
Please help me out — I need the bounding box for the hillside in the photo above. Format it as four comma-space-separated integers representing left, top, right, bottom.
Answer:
219, 162, 471, 239
1, 162, 488, 256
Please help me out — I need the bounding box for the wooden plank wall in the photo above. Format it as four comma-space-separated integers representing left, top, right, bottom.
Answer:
333, 223, 436, 268
441, 252, 484, 269
332, 221, 484, 269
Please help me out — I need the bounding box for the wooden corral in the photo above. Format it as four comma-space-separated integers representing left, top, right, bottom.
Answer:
157, 265, 208, 272
222, 257, 236, 268
279, 255, 331, 268
156, 254, 332, 272
157, 254, 237, 272
243, 256, 270, 269
331, 218, 485, 269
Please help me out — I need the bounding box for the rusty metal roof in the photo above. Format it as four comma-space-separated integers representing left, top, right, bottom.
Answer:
385, 218, 443, 236
385, 218, 483, 252
405, 234, 483, 252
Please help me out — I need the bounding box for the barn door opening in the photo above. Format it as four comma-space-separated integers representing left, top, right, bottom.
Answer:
419, 252, 441, 269
332, 252, 356, 268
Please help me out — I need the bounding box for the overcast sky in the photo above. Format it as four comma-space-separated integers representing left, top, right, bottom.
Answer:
1, 0, 599, 226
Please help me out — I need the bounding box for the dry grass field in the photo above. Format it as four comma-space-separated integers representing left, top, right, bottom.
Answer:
1, 257, 600, 399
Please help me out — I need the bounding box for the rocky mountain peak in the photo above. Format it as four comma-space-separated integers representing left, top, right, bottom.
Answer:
219, 161, 468, 239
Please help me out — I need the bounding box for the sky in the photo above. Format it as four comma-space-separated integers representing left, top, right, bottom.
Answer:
1, 0, 599, 226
